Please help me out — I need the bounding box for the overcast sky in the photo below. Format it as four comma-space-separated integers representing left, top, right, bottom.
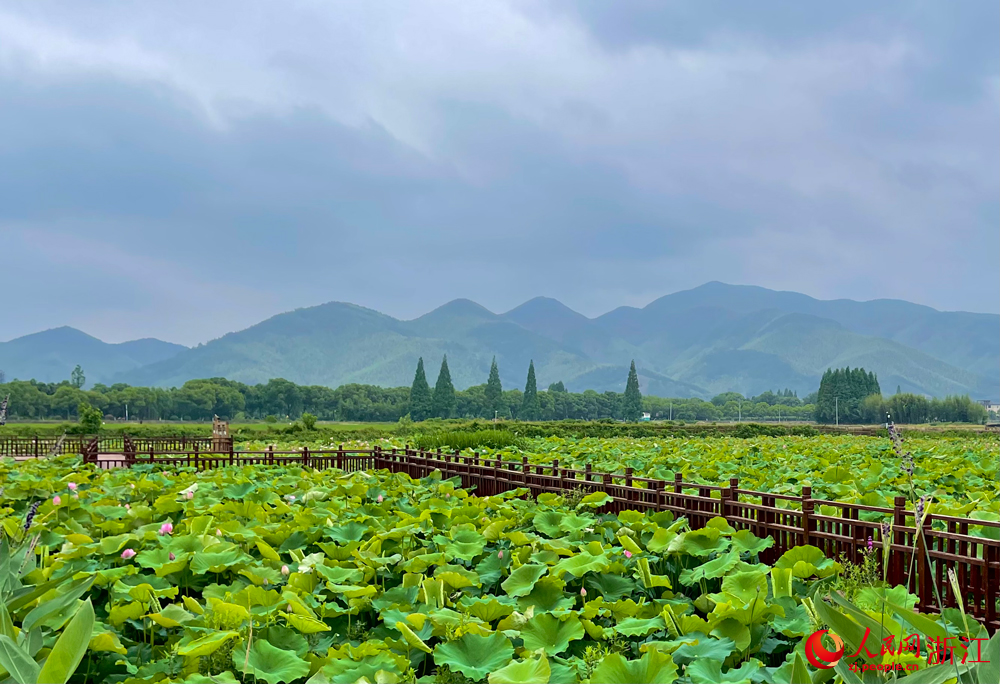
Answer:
1, 1, 997, 345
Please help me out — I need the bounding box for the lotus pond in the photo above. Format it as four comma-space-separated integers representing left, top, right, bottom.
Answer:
0, 455, 996, 684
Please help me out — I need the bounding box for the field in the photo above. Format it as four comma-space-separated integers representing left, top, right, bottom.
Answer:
0, 430, 997, 683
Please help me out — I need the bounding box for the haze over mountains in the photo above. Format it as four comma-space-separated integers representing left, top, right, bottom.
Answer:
2, 283, 997, 400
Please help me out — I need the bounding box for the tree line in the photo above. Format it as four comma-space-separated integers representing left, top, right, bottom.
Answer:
0, 362, 986, 424
814, 366, 987, 424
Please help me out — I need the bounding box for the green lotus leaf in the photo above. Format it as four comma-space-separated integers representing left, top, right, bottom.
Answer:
314, 565, 364, 585
520, 614, 585, 655
313, 651, 403, 683
670, 636, 735, 665
615, 616, 665, 638
729, 530, 773, 556
773, 545, 841, 578
182, 672, 241, 683
234, 639, 310, 684
177, 631, 241, 657
433, 632, 514, 681
459, 596, 517, 622
679, 551, 740, 586
552, 552, 609, 579
326, 521, 369, 544
578, 491, 612, 508
668, 528, 730, 557
502, 564, 548, 598
259, 626, 309, 656
686, 659, 760, 684
709, 618, 751, 652
475, 549, 508, 585
445, 525, 487, 561
770, 597, 811, 637
591, 650, 678, 684
488, 655, 550, 684
285, 613, 331, 633
518, 577, 574, 613
705, 518, 736, 535
136, 548, 190, 576
435, 564, 481, 589
584, 573, 636, 601
189, 546, 251, 575
715, 570, 768, 606
99, 534, 134, 555
533, 511, 566, 538
558, 512, 595, 534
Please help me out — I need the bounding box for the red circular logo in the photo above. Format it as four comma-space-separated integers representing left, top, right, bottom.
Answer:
805, 630, 845, 669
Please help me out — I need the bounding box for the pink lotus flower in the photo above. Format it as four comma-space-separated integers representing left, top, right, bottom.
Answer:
281, 565, 290, 577
185, 491, 194, 500
67, 482, 78, 491
624, 550, 633, 559
498, 551, 503, 559
580, 588, 587, 597
168, 552, 176, 561
159, 522, 174, 536
121, 549, 136, 560
124, 503, 130, 510
52, 496, 61, 506
377, 495, 383, 503
216, 528, 223, 536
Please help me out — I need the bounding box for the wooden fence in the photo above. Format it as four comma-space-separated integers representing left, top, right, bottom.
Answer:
7, 437, 997, 630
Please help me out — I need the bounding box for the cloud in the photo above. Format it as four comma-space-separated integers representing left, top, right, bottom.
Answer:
0, 1, 996, 345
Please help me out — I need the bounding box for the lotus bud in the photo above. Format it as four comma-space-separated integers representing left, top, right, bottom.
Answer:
131, 484, 135, 489
124, 503, 130, 509
168, 552, 176, 561
624, 550, 632, 559
281, 565, 290, 577
580, 587, 587, 597
498, 550, 503, 559
67, 482, 77, 491
121, 548, 136, 560
52, 495, 61, 506
186, 491, 194, 500
377, 494, 383, 503
216, 528, 223, 536
159, 522, 174, 536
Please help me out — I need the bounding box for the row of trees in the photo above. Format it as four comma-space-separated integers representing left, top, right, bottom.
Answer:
814, 366, 988, 424
407, 356, 645, 421
0, 365, 987, 424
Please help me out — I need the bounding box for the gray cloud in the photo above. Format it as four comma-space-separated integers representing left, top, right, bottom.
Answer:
0, 1, 996, 345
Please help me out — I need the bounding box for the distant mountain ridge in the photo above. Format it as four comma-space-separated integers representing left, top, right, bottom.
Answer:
0, 327, 187, 385
2, 284, 997, 399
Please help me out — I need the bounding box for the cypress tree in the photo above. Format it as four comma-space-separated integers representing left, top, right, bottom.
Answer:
431, 355, 456, 419
485, 357, 503, 419
623, 360, 642, 421
521, 360, 540, 420
408, 358, 432, 421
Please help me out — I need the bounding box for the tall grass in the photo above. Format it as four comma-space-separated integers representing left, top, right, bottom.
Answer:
413, 429, 523, 451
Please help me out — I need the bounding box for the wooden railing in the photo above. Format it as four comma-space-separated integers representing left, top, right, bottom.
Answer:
7, 438, 997, 629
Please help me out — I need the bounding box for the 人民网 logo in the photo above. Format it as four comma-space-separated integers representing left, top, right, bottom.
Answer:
805, 630, 845, 669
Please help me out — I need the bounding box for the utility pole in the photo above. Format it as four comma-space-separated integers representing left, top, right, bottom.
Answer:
125, 404, 128, 422
738, 399, 742, 423
835, 396, 839, 427
669, 402, 672, 421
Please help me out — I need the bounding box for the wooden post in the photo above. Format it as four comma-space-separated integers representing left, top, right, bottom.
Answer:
522, 456, 529, 487
34, 436, 39, 458
801, 485, 813, 547
552, 460, 560, 494
193, 443, 200, 470
916, 508, 931, 611
268, 445, 274, 466
302, 445, 309, 469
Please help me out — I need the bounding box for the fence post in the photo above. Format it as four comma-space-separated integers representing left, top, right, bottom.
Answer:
302, 446, 310, 469
625, 467, 634, 504
892, 496, 906, 588
553, 460, 561, 494
522, 456, 529, 487
268, 445, 274, 466
34, 436, 39, 459
193, 443, 200, 471
801, 485, 813, 547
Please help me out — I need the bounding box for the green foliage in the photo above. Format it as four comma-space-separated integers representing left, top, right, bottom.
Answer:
409, 358, 433, 421
413, 429, 523, 451
521, 360, 540, 421
77, 401, 102, 434
815, 366, 881, 423
432, 356, 456, 419
0, 455, 994, 683
299, 412, 317, 431
485, 357, 504, 419
70, 365, 85, 389
623, 360, 642, 421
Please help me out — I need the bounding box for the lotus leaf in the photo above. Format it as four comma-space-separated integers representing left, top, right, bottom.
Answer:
433, 631, 514, 680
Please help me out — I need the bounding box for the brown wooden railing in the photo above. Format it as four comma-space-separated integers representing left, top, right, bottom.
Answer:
6, 437, 997, 629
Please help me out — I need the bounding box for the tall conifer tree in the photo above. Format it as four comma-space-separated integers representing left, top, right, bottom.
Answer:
431, 355, 456, 418
521, 360, 540, 420
623, 360, 642, 421
485, 357, 503, 418
408, 358, 432, 421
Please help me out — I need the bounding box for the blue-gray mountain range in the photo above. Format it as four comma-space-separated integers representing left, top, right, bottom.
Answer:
1, 283, 996, 400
